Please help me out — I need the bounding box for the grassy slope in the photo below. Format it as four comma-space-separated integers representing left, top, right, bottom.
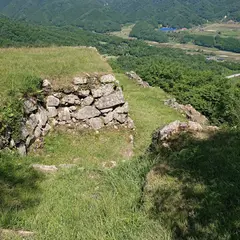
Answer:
0, 47, 184, 239
0, 47, 111, 106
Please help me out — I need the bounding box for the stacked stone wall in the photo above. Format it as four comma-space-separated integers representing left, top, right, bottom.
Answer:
0, 73, 134, 155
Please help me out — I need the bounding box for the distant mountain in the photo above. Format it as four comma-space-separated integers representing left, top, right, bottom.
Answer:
0, 0, 239, 32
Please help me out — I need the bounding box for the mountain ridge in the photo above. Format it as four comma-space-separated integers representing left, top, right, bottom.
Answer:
0, 0, 239, 32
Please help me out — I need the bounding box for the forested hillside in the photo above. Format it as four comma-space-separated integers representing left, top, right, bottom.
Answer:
0, 0, 239, 32
1, 15, 239, 127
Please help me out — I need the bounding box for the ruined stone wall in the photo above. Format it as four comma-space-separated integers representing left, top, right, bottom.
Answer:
0, 73, 134, 155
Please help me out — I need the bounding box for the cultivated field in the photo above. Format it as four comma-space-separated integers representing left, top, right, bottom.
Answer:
109, 24, 135, 39
188, 22, 240, 39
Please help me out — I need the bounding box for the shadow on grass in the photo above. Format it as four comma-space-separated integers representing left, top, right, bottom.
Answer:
0, 151, 43, 228
146, 130, 240, 240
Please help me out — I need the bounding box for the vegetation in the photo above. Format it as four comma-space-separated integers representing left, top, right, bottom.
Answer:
145, 128, 240, 239
0, 12, 240, 240
180, 34, 240, 53
129, 22, 168, 43
0, 0, 239, 32
110, 48, 240, 126
0, 52, 184, 239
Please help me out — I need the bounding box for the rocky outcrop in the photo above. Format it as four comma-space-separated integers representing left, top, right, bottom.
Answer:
125, 71, 150, 88
0, 73, 134, 156
164, 98, 209, 125
151, 120, 218, 150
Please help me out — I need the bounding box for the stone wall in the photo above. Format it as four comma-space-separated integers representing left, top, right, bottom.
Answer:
0, 73, 134, 155
125, 71, 150, 88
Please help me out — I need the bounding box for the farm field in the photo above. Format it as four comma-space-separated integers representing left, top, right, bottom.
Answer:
188, 22, 240, 39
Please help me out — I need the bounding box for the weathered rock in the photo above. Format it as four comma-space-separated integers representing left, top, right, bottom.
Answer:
88, 118, 104, 130
24, 99, 37, 114
182, 104, 209, 125
103, 112, 114, 124
91, 84, 115, 98
164, 99, 209, 125
73, 77, 88, 85
20, 125, 29, 140
101, 108, 113, 114
74, 106, 101, 120
47, 107, 58, 118
17, 144, 27, 156
78, 90, 90, 98
113, 113, 127, 124
82, 96, 94, 106
32, 164, 58, 173
26, 114, 38, 133
10, 139, 15, 148
42, 79, 52, 88
0, 229, 34, 238
188, 121, 203, 132
36, 107, 48, 127
152, 120, 218, 148
127, 117, 135, 129
126, 71, 150, 88
61, 94, 80, 105
46, 96, 60, 107
42, 124, 51, 136
59, 164, 77, 169
53, 92, 62, 99
100, 74, 116, 83
26, 135, 35, 147
95, 91, 125, 110
114, 102, 129, 114
34, 126, 42, 138
58, 107, 71, 121
69, 106, 77, 111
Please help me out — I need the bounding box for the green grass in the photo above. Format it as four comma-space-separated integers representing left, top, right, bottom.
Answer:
144, 130, 240, 239
0, 48, 184, 239
0, 47, 111, 106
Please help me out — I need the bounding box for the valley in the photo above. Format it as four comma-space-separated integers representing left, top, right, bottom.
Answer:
0, 1, 240, 239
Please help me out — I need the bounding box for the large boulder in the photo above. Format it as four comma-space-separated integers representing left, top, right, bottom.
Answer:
95, 91, 125, 110
74, 106, 101, 120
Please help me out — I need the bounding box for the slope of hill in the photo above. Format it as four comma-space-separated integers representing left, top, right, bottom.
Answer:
0, 0, 239, 32
0, 46, 184, 239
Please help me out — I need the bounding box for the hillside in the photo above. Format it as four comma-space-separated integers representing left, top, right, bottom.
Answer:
0, 0, 239, 32
0, 47, 184, 239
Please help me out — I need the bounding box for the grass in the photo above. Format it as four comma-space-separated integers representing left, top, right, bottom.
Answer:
109, 24, 135, 39
0, 47, 111, 106
0, 47, 184, 239
144, 130, 240, 239
189, 22, 240, 39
